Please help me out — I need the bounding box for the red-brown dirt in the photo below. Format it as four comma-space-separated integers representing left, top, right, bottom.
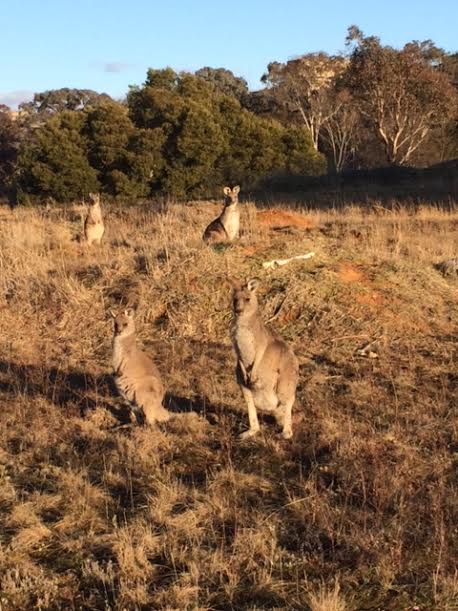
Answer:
257, 209, 316, 230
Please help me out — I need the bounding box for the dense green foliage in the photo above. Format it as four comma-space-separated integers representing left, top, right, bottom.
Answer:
127, 70, 324, 197
85, 100, 165, 198
18, 111, 99, 201
0, 105, 19, 189
9, 72, 324, 202
195, 66, 249, 100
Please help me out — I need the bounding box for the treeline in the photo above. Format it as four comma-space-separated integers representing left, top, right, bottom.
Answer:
0, 26, 457, 202
0, 72, 324, 202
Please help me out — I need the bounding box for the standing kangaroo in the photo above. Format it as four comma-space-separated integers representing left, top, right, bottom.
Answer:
84, 192, 105, 245
111, 309, 171, 425
203, 186, 240, 243
230, 278, 299, 439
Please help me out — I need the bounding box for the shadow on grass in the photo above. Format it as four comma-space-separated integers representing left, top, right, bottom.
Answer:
0, 360, 226, 427
253, 161, 458, 208
164, 392, 230, 422
0, 359, 122, 418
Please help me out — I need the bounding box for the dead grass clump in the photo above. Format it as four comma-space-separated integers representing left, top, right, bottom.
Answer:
113, 522, 161, 606
308, 579, 348, 611
0, 563, 64, 610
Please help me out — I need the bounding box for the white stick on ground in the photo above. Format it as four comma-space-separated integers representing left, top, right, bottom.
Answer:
262, 251, 315, 270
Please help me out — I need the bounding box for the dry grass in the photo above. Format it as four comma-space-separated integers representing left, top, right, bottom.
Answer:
0, 198, 457, 610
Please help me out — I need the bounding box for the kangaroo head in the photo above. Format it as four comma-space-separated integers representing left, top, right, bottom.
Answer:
230, 277, 260, 317
88, 192, 100, 207
223, 185, 240, 207
110, 308, 136, 338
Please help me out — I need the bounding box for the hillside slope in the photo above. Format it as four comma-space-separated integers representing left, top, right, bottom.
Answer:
0, 201, 456, 610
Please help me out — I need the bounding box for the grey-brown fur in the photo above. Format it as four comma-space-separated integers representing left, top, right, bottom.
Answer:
111, 309, 170, 425
203, 186, 240, 243
229, 278, 299, 439
435, 257, 458, 276
84, 192, 105, 245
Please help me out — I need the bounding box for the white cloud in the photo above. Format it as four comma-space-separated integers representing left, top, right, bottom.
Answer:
90, 61, 134, 74
0, 90, 34, 109
103, 61, 133, 73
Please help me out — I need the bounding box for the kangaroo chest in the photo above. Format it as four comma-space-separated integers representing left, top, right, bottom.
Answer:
232, 323, 257, 367
112, 339, 126, 374
87, 207, 103, 225
112, 335, 137, 373
221, 208, 239, 240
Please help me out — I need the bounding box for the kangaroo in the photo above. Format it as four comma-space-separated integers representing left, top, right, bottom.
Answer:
435, 257, 458, 276
203, 186, 240, 243
84, 192, 105, 245
229, 278, 299, 440
110, 309, 171, 425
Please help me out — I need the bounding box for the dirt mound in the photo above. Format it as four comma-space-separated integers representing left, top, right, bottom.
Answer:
257, 209, 315, 230
337, 262, 366, 284
242, 245, 264, 256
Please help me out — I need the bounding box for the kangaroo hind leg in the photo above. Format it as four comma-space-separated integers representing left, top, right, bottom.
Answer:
240, 385, 260, 439
276, 395, 295, 440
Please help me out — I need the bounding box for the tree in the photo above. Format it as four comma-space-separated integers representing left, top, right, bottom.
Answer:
243, 88, 281, 118
261, 53, 348, 152
195, 67, 249, 100
128, 68, 325, 197
20, 88, 112, 117
18, 110, 99, 201
218, 104, 285, 185
345, 27, 457, 165
161, 101, 227, 196
219, 102, 325, 183
434, 52, 458, 162
0, 105, 20, 189
128, 69, 226, 196
282, 125, 328, 175
85, 99, 164, 197
320, 90, 359, 173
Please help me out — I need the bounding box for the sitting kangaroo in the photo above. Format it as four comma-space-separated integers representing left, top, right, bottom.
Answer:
203, 186, 240, 243
84, 192, 105, 245
229, 278, 299, 439
111, 309, 171, 425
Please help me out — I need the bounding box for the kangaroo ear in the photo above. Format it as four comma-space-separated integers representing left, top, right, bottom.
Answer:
232, 185, 240, 195
223, 186, 231, 196
226, 276, 241, 290
246, 277, 260, 292
124, 308, 135, 319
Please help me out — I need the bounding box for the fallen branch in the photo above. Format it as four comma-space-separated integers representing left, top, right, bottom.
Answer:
355, 340, 379, 359
262, 251, 315, 271
266, 294, 289, 323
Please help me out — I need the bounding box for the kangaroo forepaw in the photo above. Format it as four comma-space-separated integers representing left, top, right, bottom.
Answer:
282, 427, 293, 440
239, 428, 260, 440
248, 374, 260, 390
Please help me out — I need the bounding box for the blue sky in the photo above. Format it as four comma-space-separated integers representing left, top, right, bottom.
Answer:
1, 0, 457, 108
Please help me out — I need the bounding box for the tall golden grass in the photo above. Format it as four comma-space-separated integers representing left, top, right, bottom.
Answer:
0, 199, 456, 610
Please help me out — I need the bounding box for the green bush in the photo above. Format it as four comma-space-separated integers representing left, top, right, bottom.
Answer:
14, 70, 325, 201
18, 111, 99, 202
128, 68, 325, 197
85, 100, 164, 198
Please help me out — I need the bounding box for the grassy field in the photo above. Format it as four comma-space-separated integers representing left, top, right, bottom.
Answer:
0, 199, 456, 610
